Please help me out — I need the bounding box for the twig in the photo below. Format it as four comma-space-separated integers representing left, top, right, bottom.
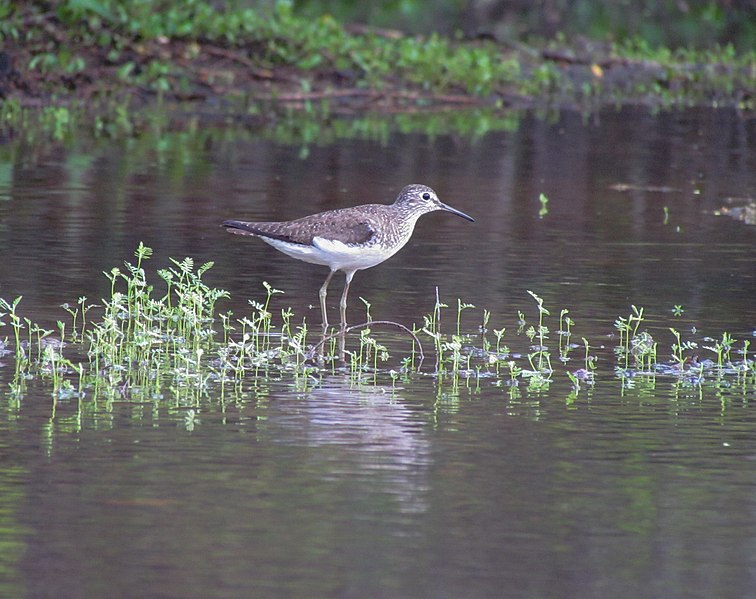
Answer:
203, 45, 278, 80
256, 88, 481, 104
307, 320, 424, 363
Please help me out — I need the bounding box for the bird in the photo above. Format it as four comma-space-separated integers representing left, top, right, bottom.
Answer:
222, 184, 474, 329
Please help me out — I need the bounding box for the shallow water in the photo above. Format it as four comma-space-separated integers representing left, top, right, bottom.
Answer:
1, 107, 755, 598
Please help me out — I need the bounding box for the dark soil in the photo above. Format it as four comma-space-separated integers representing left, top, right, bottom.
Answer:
1, 11, 753, 114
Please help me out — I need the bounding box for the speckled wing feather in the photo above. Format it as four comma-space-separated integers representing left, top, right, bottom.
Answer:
223, 208, 380, 246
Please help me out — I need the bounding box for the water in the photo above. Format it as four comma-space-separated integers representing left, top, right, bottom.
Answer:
1, 107, 755, 598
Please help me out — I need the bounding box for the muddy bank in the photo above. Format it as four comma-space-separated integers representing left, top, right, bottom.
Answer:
1, 7, 753, 117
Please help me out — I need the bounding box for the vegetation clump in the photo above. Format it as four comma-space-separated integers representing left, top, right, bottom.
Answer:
0, 0, 753, 133
0, 246, 753, 409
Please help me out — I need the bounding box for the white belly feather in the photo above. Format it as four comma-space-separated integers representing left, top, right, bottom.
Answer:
262, 235, 408, 272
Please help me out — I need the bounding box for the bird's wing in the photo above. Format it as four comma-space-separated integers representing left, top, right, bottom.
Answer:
222, 215, 377, 246
313, 220, 376, 245
222, 220, 260, 236
222, 220, 311, 243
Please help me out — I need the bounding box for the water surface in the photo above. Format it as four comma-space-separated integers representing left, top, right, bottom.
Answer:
1, 107, 755, 598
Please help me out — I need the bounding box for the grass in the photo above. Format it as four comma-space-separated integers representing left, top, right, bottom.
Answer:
0, 1, 754, 145
0, 246, 754, 408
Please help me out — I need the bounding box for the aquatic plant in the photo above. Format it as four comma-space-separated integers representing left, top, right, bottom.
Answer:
614, 305, 646, 370
0, 247, 754, 410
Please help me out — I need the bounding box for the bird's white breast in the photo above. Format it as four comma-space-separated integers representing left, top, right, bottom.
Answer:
261, 235, 409, 272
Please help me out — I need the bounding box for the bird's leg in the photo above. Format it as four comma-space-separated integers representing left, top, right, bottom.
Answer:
340, 271, 355, 330
319, 270, 335, 329
337, 327, 346, 364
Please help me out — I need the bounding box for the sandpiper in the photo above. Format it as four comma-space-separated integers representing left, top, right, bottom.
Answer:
222, 184, 474, 328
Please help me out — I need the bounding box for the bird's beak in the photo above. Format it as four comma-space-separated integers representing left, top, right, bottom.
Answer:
439, 201, 475, 222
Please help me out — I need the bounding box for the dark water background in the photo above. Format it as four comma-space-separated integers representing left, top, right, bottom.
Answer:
0, 107, 755, 598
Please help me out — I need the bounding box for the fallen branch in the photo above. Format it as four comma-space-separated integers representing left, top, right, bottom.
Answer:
307, 320, 425, 365
203, 45, 278, 80
255, 88, 481, 105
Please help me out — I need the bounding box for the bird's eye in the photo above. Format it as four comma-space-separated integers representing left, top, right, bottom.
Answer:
422, 192, 431, 200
